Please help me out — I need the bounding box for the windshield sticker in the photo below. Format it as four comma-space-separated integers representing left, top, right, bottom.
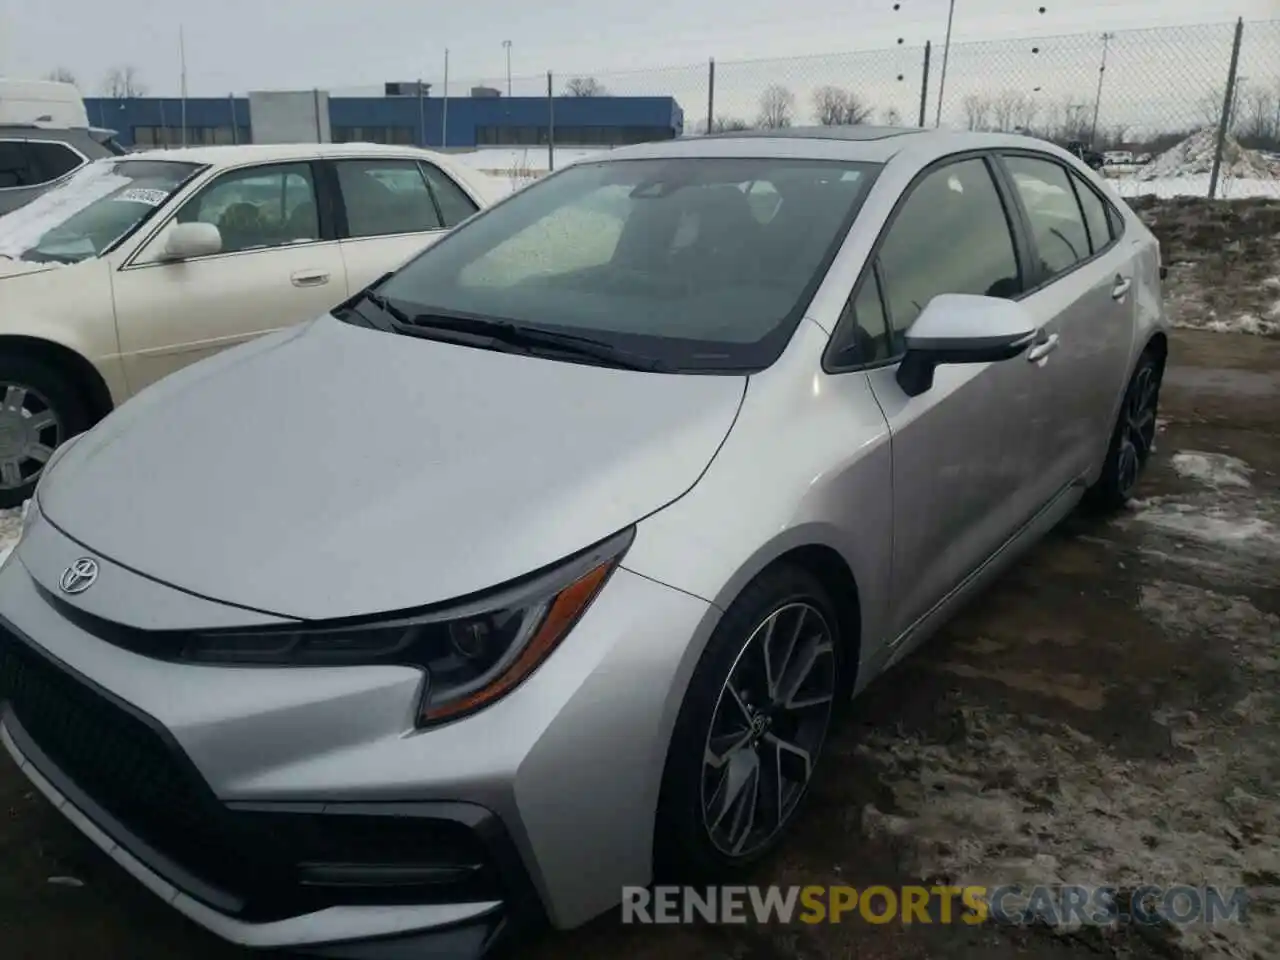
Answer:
113, 188, 170, 207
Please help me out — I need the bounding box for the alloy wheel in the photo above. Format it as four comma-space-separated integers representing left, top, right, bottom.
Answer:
1116, 365, 1158, 498
0, 383, 61, 494
700, 601, 837, 858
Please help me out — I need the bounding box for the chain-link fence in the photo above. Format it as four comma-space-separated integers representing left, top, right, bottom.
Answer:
362, 18, 1276, 199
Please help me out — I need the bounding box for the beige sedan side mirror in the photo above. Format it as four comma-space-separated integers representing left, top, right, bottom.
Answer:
162, 222, 222, 261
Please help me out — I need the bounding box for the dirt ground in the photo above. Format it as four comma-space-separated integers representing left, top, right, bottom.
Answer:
2, 207, 1278, 958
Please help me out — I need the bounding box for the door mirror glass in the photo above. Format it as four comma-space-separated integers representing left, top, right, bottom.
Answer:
896, 293, 1037, 396
162, 222, 222, 260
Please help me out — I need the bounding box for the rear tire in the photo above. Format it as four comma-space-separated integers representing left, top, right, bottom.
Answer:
0, 356, 90, 509
1085, 350, 1162, 513
654, 565, 843, 881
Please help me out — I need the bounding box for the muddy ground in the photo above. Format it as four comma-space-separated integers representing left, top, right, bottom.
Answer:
1132, 196, 1280, 336
2, 332, 1278, 956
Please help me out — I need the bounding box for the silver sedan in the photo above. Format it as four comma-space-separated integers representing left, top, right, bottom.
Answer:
0, 127, 1167, 958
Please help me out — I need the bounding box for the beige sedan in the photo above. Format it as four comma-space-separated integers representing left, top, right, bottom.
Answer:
0, 142, 501, 505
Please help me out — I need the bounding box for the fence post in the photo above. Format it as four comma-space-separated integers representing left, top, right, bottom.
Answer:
1208, 18, 1244, 201
229, 93, 238, 144
547, 71, 555, 172
918, 41, 931, 128
707, 58, 716, 135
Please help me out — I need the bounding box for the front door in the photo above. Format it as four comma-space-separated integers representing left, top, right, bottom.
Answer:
112, 160, 347, 394
861, 155, 1053, 640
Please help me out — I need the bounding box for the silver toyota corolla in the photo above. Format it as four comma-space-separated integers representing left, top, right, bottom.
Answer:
0, 128, 1167, 957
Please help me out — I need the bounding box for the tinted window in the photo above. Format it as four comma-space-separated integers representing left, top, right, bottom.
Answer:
0, 142, 34, 188
421, 163, 478, 228
376, 158, 877, 372
177, 163, 319, 254
1004, 155, 1091, 280
877, 158, 1020, 350
1070, 171, 1113, 254
336, 159, 443, 237
833, 271, 892, 366
26, 141, 84, 181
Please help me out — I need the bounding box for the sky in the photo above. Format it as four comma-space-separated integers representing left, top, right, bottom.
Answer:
1, 0, 1276, 99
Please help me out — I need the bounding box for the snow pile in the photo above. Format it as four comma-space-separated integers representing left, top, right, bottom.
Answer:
1138, 128, 1280, 182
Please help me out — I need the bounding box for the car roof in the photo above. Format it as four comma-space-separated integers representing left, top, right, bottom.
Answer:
589, 127, 1071, 166
123, 142, 457, 166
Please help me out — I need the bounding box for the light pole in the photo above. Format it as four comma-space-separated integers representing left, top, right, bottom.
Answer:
1089, 32, 1113, 147
502, 40, 512, 97
934, 0, 956, 128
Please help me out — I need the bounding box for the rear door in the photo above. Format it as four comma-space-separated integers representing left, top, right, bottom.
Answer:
996, 153, 1135, 493
847, 154, 1052, 640
329, 157, 480, 294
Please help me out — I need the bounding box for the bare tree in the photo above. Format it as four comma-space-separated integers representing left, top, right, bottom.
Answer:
1060, 101, 1091, 142
991, 90, 1036, 132
45, 67, 78, 85
758, 85, 796, 129
882, 106, 902, 126
1196, 87, 1225, 130
961, 94, 992, 131
103, 65, 146, 98
564, 76, 607, 97
812, 86, 873, 125
1239, 81, 1276, 140
712, 115, 751, 132
1011, 95, 1039, 132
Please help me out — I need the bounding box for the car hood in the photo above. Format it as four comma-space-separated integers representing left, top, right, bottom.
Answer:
39, 315, 745, 620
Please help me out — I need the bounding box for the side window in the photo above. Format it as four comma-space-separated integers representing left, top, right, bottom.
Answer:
1069, 171, 1113, 255
1003, 155, 1091, 281
0, 142, 35, 188
420, 163, 478, 227
878, 157, 1021, 351
175, 163, 319, 254
25, 141, 85, 182
335, 159, 443, 238
833, 271, 892, 366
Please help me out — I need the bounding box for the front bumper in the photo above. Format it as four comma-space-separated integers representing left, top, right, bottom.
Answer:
0, 512, 716, 954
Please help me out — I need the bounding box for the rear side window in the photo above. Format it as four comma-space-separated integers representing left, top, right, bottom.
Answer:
1003, 155, 1091, 281
1070, 171, 1113, 254
420, 163, 478, 228
26, 141, 84, 181
876, 157, 1022, 352
336, 159, 444, 237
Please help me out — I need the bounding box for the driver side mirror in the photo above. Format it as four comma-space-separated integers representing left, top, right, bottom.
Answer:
160, 222, 222, 261
895, 294, 1038, 397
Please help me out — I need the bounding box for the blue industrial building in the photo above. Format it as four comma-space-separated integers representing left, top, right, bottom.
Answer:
84, 92, 684, 150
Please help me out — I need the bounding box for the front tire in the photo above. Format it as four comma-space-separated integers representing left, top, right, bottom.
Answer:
1086, 350, 1162, 512
0, 356, 89, 509
654, 565, 843, 880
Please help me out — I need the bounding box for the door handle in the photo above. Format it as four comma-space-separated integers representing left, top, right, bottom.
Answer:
291, 270, 330, 288
1027, 333, 1060, 363
1111, 276, 1132, 300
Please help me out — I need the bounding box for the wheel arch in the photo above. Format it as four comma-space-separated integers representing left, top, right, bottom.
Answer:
0, 335, 115, 425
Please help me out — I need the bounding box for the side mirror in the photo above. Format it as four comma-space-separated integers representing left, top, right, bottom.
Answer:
161, 222, 222, 261
896, 294, 1038, 397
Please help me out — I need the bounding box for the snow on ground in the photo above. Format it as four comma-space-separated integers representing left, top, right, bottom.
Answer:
0, 507, 21, 568
1111, 174, 1280, 200
1139, 129, 1279, 183
1170, 450, 1252, 488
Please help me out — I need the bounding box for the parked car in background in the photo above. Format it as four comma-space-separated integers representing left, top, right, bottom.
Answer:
0, 79, 123, 216
1066, 140, 1106, 170
0, 142, 499, 505
0, 128, 1167, 958
1102, 150, 1134, 166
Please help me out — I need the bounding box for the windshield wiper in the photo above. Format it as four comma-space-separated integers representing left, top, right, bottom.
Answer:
335, 285, 411, 330
399, 312, 670, 372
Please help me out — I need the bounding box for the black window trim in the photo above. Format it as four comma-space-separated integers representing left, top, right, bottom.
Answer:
122, 159, 334, 271
989, 149, 1126, 298
822, 149, 1031, 375
417, 160, 479, 228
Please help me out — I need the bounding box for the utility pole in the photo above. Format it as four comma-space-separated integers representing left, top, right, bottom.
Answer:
503, 41, 512, 97
179, 26, 188, 147
1089, 32, 1113, 147
417, 77, 425, 146
442, 48, 449, 148
934, 0, 956, 127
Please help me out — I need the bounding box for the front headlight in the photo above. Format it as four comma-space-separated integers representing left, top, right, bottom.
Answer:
180, 527, 633, 727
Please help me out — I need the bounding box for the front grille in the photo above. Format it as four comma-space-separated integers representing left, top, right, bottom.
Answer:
0, 628, 273, 910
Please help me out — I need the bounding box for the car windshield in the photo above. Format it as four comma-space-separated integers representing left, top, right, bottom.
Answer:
372, 157, 880, 371
0, 158, 201, 264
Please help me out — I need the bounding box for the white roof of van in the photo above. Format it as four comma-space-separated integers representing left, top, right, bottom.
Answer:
0, 79, 89, 129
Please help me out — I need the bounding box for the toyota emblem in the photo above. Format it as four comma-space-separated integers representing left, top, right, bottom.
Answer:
59, 557, 99, 595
